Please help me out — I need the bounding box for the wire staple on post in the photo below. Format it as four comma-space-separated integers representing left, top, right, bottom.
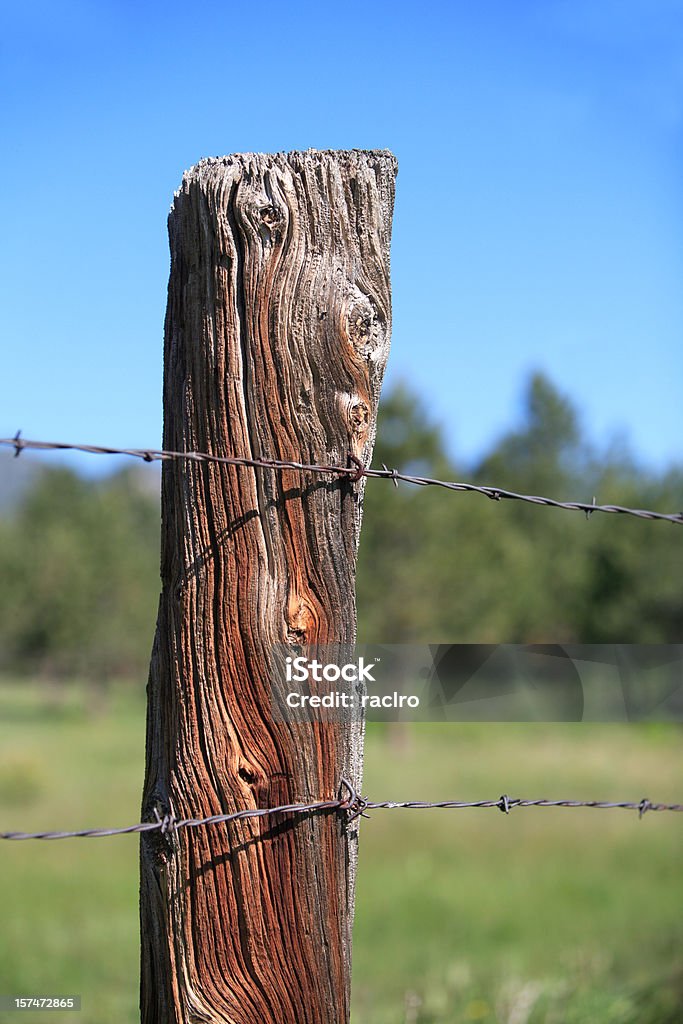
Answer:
339, 777, 370, 822
347, 453, 367, 483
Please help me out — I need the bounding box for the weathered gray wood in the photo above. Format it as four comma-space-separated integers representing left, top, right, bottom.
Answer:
140, 149, 396, 1023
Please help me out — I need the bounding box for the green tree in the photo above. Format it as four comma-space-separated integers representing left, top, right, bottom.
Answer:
358, 373, 683, 645
476, 371, 586, 494
0, 466, 160, 683
577, 460, 683, 642
356, 383, 526, 643
472, 372, 592, 640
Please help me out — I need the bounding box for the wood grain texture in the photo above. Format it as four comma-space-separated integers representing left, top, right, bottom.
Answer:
140, 149, 396, 1023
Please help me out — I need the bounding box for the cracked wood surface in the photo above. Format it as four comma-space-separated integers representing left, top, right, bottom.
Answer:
140, 149, 396, 1023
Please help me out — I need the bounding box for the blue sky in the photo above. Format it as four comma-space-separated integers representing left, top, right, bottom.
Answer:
2, 0, 682, 476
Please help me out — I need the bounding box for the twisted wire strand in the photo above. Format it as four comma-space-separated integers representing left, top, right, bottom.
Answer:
2, 435, 682, 525
1, 780, 681, 840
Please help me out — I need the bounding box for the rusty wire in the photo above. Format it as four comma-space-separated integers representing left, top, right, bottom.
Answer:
1, 779, 681, 840
2, 434, 682, 525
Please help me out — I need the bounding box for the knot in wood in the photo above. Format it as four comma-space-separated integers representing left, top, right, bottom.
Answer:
259, 204, 283, 229
347, 298, 382, 357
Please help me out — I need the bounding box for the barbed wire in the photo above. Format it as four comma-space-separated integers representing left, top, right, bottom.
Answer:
2, 779, 681, 840
2, 434, 682, 525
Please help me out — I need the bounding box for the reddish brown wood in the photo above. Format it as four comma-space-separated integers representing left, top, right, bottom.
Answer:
140, 149, 396, 1023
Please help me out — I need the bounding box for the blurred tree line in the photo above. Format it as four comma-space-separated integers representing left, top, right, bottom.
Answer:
0, 372, 681, 685
358, 372, 683, 644
0, 467, 160, 683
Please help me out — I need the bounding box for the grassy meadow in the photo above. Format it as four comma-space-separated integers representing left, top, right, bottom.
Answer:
0, 681, 681, 1023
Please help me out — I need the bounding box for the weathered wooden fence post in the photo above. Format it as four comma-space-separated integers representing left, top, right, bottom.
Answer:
140, 149, 396, 1023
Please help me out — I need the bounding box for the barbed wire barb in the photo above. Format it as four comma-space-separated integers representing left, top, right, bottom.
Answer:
2, 436, 682, 525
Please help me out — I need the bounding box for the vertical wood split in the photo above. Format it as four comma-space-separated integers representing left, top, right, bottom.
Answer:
140, 149, 397, 1023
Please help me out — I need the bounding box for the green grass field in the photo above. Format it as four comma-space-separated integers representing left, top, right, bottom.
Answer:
1, 682, 681, 1023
